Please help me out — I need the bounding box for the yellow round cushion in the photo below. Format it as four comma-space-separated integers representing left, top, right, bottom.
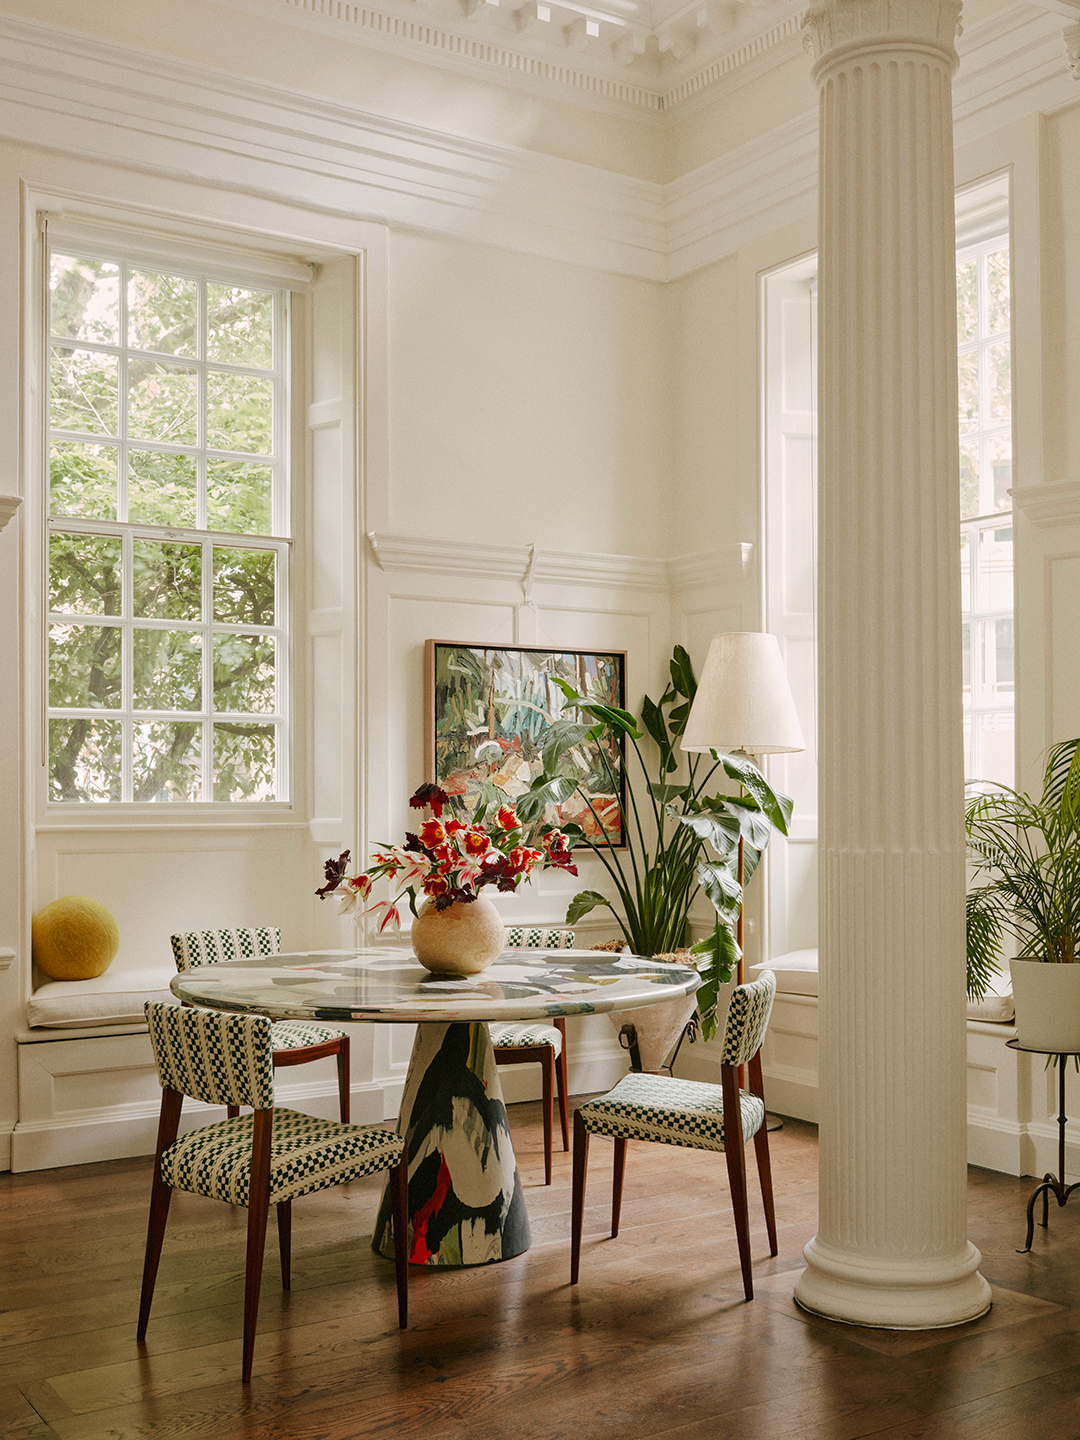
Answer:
32, 896, 119, 981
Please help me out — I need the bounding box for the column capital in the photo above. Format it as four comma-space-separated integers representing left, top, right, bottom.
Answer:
802, 0, 963, 64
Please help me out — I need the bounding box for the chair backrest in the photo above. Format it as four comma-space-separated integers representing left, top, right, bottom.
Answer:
170, 926, 281, 973
505, 927, 575, 949
720, 970, 776, 1068
145, 1001, 276, 1109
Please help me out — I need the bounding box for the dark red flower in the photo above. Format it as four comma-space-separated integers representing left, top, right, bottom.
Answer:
410, 783, 449, 817
316, 850, 351, 898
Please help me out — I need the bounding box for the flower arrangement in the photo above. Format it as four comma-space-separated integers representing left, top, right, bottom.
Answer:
316, 782, 578, 933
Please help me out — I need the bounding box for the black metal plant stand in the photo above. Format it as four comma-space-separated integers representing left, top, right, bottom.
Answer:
1007, 1038, 1080, 1253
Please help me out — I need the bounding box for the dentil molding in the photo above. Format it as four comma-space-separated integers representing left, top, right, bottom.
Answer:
0, 6, 1075, 281
218, 0, 807, 117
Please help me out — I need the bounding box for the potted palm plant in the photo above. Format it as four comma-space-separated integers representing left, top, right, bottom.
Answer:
966, 738, 1080, 1052
515, 646, 792, 1053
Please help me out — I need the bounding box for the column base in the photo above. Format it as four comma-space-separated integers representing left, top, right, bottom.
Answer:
793, 1236, 992, 1330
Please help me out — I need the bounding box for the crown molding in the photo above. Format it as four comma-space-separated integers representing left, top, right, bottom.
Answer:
0, 12, 667, 280
217, 0, 808, 119
1011, 479, 1080, 527
0, 5, 1075, 285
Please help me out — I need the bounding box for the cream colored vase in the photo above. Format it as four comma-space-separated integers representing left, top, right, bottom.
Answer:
1010, 958, 1080, 1054
410, 894, 507, 975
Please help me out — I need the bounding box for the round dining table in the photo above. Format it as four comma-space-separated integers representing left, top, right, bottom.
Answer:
170, 944, 699, 1268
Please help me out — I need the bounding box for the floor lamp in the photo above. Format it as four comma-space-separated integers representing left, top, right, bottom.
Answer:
680, 632, 806, 986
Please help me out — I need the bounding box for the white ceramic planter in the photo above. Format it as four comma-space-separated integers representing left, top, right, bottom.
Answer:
1009, 958, 1080, 1053
608, 989, 698, 1072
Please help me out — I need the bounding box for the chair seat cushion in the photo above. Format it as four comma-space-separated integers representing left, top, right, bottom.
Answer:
270, 1020, 348, 1051
489, 1022, 562, 1055
160, 1108, 403, 1207
578, 1072, 765, 1152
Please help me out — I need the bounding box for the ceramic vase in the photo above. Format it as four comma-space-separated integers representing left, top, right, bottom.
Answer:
410, 894, 506, 975
1010, 957, 1080, 1054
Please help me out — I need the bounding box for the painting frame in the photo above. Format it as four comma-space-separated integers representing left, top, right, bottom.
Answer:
425, 639, 627, 849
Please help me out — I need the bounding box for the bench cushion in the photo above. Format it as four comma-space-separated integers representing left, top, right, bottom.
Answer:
28, 965, 175, 1029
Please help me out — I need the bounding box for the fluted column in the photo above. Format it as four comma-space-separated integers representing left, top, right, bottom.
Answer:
794, 0, 992, 1328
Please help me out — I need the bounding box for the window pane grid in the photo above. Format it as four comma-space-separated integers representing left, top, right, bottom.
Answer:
47, 247, 288, 804
958, 235, 1013, 787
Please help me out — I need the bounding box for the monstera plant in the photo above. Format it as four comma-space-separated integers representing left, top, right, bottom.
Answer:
516, 646, 792, 1040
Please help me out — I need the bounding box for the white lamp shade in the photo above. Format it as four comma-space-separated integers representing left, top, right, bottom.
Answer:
681, 632, 806, 755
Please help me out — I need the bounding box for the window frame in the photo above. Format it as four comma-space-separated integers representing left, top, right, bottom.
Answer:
956, 218, 1014, 789
38, 223, 300, 816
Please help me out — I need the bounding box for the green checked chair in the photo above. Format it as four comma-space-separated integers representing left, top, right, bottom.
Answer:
491, 927, 575, 1185
139, 1002, 408, 1383
170, 927, 351, 1123
571, 970, 777, 1301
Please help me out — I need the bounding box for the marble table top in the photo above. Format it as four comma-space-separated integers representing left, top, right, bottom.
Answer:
169, 946, 700, 1024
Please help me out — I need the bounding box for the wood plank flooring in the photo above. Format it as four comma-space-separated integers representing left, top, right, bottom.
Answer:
1, 1101, 1076, 1440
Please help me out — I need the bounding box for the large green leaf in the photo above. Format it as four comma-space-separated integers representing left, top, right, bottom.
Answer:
648, 783, 689, 803
696, 860, 743, 920
719, 793, 776, 850
551, 677, 642, 737
539, 719, 599, 773
690, 922, 739, 1041
676, 806, 742, 857
566, 890, 615, 925
669, 645, 697, 702
640, 693, 670, 753
515, 774, 579, 823
718, 752, 793, 835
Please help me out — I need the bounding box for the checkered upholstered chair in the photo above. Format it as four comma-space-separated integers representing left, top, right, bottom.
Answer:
491, 927, 575, 1185
170, 927, 351, 1123
571, 970, 777, 1301
138, 1002, 408, 1382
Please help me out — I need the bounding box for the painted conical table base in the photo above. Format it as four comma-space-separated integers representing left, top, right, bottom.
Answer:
373, 1021, 530, 1266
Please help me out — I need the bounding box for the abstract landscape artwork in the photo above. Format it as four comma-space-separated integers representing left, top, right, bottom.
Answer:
425, 641, 625, 846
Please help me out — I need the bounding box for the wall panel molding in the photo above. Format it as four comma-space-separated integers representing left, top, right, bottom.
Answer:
367, 531, 674, 590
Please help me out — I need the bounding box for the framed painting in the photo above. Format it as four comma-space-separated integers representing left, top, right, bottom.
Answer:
425, 640, 626, 847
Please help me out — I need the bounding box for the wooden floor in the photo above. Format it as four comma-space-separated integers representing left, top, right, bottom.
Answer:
2, 1101, 1077, 1440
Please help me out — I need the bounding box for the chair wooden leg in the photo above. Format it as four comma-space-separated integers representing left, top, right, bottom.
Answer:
570, 1109, 590, 1284
227, 1105, 239, 1119
242, 1111, 274, 1383
276, 1201, 292, 1290
555, 1018, 569, 1151
724, 1140, 754, 1301
752, 1123, 778, 1256
335, 1039, 351, 1124
541, 1048, 554, 1186
137, 1088, 183, 1341
390, 1145, 409, 1328
611, 1137, 627, 1238
137, 1170, 174, 1340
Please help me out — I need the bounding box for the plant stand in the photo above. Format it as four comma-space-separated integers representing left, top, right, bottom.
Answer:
1007, 1038, 1080, 1254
